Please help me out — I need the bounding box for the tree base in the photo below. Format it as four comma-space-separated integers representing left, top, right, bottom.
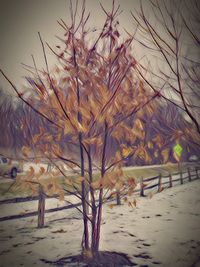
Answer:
41, 251, 136, 266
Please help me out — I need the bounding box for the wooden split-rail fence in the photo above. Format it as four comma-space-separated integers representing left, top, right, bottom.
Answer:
0, 165, 199, 227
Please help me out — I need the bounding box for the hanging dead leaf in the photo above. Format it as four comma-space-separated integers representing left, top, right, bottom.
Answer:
123, 197, 128, 202
22, 146, 31, 157
28, 166, 35, 178
161, 149, 169, 163
108, 204, 114, 209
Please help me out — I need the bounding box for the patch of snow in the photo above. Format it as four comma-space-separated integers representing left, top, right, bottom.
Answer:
189, 155, 198, 162
0, 180, 200, 266
23, 163, 49, 173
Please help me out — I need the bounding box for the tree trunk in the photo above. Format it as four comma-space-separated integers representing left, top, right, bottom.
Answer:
93, 196, 103, 252
81, 183, 90, 251
87, 145, 98, 254
79, 133, 89, 252
93, 123, 108, 252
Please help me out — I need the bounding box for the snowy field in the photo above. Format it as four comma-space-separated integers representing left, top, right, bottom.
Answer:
0, 179, 200, 267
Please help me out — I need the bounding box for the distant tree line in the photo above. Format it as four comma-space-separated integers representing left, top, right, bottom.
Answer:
0, 88, 199, 163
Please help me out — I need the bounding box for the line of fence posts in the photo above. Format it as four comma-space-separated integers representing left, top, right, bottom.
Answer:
1, 165, 200, 227
35, 165, 200, 225
138, 166, 200, 198
38, 166, 200, 216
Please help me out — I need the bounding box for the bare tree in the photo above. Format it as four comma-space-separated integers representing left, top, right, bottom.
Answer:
131, 0, 200, 134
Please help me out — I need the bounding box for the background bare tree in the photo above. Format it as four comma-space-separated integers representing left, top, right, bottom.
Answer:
131, 0, 200, 134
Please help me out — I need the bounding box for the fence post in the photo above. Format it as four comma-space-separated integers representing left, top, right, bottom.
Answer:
188, 167, 192, 182
140, 177, 145, 197
38, 184, 45, 228
116, 191, 121, 205
158, 174, 162, 193
169, 173, 173, 188
180, 170, 183, 185
195, 167, 199, 179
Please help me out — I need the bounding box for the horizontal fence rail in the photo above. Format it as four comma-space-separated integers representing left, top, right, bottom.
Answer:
0, 165, 199, 227
0, 194, 61, 205
0, 202, 82, 222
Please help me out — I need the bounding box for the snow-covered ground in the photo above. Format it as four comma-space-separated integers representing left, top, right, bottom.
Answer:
0, 180, 200, 267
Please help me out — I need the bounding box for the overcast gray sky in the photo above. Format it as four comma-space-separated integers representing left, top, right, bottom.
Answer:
0, 0, 198, 96
0, 0, 143, 92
